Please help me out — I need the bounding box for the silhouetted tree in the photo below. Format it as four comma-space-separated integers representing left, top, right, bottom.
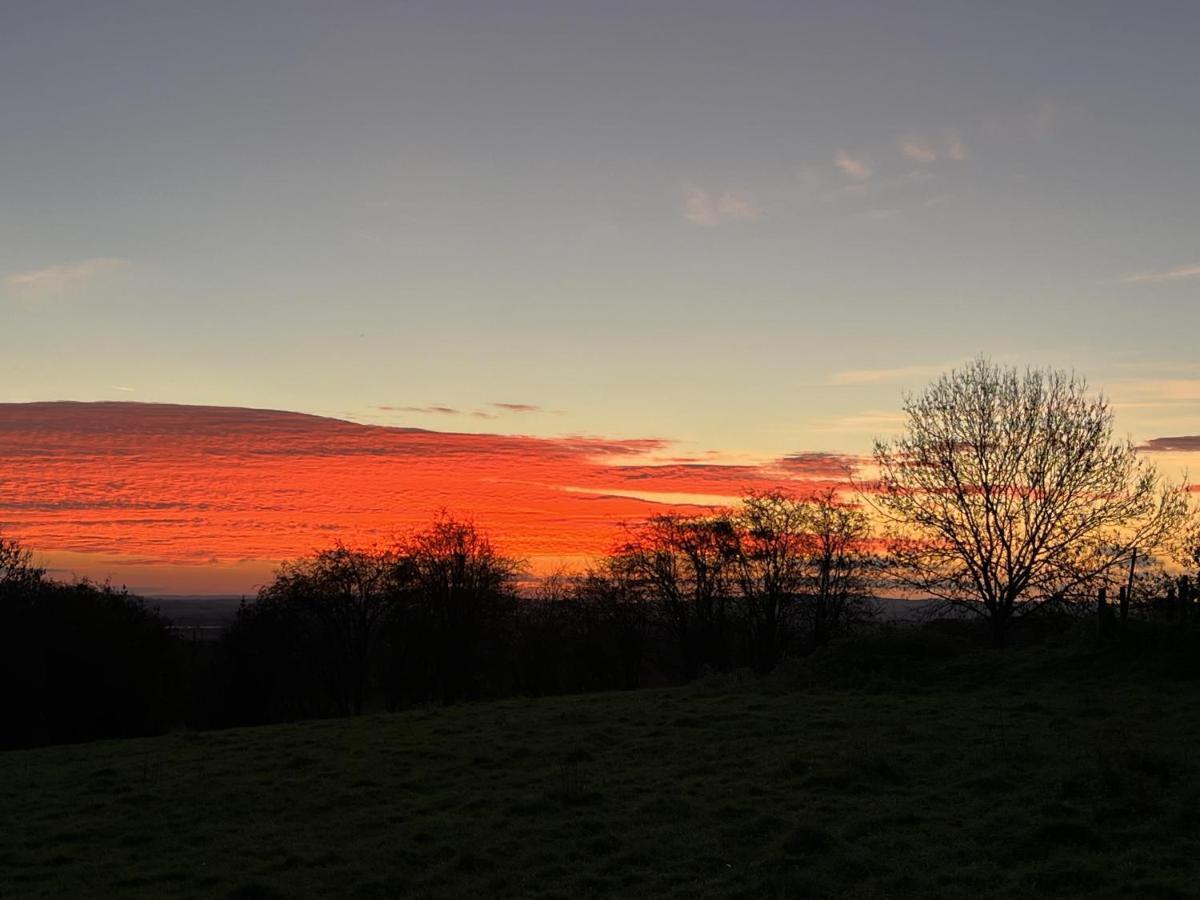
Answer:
794, 488, 876, 647
570, 557, 651, 689
509, 560, 650, 695
0, 528, 44, 596
621, 514, 736, 678
731, 491, 811, 671
401, 517, 521, 703
217, 590, 333, 723
0, 530, 176, 749
257, 545, 410, 714
871, 358, 1193, 646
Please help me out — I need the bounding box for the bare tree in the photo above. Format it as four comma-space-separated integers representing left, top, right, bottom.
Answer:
1188, 519, 1200, 574
731, 491, 810, 671
0, 528, 44, 595
871, 359, 1193, 646
258, 544, 409, 714
570, 557, 651, 689
794, 488, 876, 647
401, 516, 522, 703
620, 513, 737, 678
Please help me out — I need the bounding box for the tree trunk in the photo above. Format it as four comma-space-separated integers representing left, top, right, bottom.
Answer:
990, 610, 1007, 649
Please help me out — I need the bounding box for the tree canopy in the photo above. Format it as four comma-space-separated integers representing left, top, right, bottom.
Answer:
871, 358, 1193, 644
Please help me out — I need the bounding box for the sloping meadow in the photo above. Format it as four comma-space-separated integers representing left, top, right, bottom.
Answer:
2, 642, 1199, 898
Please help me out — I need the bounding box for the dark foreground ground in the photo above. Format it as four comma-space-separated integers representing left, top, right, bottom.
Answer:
2, 630, 1199, 899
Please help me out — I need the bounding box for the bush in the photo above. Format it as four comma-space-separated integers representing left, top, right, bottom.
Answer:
0, 580, 178, 749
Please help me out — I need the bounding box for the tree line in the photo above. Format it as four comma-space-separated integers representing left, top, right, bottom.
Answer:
3, 359, 1197, 749
0, 491, 873, 748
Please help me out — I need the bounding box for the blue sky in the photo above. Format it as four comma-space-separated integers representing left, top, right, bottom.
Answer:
2, 1, 1198, 461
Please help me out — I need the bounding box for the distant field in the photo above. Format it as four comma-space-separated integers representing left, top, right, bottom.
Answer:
152, 596, 244, 638
2, 639, 1198, 899
145, 595, 937, 635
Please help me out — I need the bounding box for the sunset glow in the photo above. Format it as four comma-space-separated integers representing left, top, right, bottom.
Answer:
0, 402, 858, 593
2, 4, 1198, 594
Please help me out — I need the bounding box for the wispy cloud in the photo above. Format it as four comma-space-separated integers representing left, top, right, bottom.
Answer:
5, 258, 128, 295
1139, 436, 1200, 453
898, 137, 938, 164
775, 452, 863, 478
683, 187, 761, 227
834, 150, 873, 181
898, 132, 968, 163
1107, 379, 1200, 405
824, 169, 933, 204
491, 402, 542, 414
812, 411, 908, 434
1120, 263, 1200, 284
375, 404, 462, 416
829, 363, 950, 385
376, 402, 548, 418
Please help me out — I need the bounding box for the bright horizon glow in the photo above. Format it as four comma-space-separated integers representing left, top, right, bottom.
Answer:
0, 401, 859, 594
0, 398, 1193, 596
2, 5, 1198, 591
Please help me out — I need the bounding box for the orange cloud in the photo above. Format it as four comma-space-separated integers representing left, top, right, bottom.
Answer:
682, 187, 761, 226
491, 402, 542, 413
1139, 435, 1200, 453
834, 151, 873, 181
0, 402, 857, 592
4, 257, 128, 294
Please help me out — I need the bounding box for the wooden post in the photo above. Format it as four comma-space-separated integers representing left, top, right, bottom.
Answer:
1097, 587, 1108, 637
1181, 576, 1192, 624
1118, 585, 1129, 639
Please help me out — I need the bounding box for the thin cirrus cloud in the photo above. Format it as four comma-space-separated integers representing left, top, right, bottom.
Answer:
898, 132, 968, 163
1139, 436, 1200, 453
834, 150, 874, 181
0, 402, 859, 590
1108, 378, 1200, 405
375, 404, 462, 415
4, 257, 128, 294
375, 402, 544, 418
812, 412, 909, 435
491, 402, 542, 413
1120, 264, 1200, 284
682, 187, 761, 226
829, 363, 952, 385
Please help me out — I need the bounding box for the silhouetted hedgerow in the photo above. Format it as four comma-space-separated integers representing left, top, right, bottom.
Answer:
1, 533, 178, 749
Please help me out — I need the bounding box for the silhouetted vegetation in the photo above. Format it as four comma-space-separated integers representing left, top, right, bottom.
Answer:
4, 360, 1200, 900
1, 530, 177, 750
872, 359, 1194, 646
2, 362, 1198, 754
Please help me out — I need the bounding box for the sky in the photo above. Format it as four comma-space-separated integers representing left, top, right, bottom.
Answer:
2, 2, 1199, 592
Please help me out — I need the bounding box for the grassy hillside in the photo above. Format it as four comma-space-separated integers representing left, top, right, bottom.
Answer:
3, 636, 1199, 899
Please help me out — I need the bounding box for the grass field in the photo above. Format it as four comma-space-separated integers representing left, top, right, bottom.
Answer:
3, 633, 1199, 898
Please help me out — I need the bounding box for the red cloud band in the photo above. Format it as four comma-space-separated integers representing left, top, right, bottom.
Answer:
0, 402, 857, 573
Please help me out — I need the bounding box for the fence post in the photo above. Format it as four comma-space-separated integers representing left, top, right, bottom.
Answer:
1118, 585, 1129, 640
1097, 587, 1108, 637
1181, 576, 1192, 625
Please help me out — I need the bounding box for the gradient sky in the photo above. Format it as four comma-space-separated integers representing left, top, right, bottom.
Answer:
2, 3, 1199, 592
